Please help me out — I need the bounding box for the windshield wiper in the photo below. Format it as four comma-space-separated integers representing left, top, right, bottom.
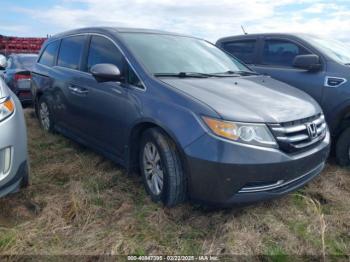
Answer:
154, 72, 212, 78
154, 71, 260, 78
221, 70, 261, 76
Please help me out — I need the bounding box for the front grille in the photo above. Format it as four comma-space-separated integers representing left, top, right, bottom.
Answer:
268, 114, 327, 153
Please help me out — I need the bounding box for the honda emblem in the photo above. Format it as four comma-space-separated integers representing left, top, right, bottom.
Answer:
306, 123, 318, 139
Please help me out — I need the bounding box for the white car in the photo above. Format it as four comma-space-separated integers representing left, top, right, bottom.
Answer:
0, 75, 29, 197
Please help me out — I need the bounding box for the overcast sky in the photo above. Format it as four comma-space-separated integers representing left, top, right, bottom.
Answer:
1, 0, 350, 43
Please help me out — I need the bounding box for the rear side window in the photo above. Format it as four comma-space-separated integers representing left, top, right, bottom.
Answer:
262, 39, 310, 67
38, 41, 60, 67
222, 40, 256, 64
58, 36, 86, 70
86, 35, 125, 72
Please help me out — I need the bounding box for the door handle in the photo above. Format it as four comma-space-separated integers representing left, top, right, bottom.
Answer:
68, 85, 89, 95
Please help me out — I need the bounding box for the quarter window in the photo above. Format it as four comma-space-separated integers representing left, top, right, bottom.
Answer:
87, 36, 125, 72
262, 39, 310, 67
38, 41, 60, 67
57, 36, 86, 70
222, 40, 256, 64
127, 66, 143, 88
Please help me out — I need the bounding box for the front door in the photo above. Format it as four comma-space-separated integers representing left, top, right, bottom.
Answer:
71, 35, 135, 157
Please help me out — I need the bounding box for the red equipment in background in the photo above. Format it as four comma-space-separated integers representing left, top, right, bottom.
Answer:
0, 34, 47, 56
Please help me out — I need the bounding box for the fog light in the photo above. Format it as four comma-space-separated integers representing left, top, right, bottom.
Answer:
0, 147, 11, 178
3, 147, 11, 174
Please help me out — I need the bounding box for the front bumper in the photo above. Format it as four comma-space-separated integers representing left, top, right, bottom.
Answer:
184, 131, 330, 207
0, 161, 27, 197
0, 93, 28, 198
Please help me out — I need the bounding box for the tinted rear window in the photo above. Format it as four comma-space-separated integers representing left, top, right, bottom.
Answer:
222, 40, 256, 64
18, 56, 37, 69
58, 36, 86, 70
38, 41, 60, 67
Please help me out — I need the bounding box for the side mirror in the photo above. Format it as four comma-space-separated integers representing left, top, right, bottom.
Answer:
293, 54, 321, 71
90, 63, 123, 82
0, 55, 7, 70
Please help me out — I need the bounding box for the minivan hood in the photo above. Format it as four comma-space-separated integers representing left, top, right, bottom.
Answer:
161, 75, 321, 123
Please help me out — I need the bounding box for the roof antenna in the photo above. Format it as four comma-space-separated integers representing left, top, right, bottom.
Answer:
241, 25, 248, 35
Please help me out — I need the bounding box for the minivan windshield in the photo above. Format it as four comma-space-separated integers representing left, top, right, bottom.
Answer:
302, 35, 350, 65
120, 33, 251, 76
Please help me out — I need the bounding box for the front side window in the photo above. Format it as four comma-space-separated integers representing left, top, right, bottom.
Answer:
58, 36, 86, 70
87, 36, 125, 72
262, 39, 310, 67
222, 40, 256, 64
87, 35, 143, 88
120, 33, 250, 75
38, 41, 60, 67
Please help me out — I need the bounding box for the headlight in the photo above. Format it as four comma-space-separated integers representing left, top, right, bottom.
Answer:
0, 97, 15, 122
202, 116, 277, 148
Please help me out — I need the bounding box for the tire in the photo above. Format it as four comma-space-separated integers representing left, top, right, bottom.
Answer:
37, 95, 55, 133
139, 128, 186, 207
20, 163, 30, 188
336, 127, 350, 166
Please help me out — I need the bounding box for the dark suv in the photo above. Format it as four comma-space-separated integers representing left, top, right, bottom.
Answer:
31, 28, 330, 207
217, 33, 350, 166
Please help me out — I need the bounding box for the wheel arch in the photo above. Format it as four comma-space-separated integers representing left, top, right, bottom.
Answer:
332, 103, 350, 138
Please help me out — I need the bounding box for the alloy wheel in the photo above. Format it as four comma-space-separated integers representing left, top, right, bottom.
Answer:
143, 142, 164, 196
39, 102, 50, 131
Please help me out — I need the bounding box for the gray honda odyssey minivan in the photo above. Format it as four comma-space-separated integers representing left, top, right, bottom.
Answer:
31, 28, 330, 207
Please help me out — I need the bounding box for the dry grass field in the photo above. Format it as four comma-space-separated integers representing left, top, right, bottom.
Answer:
0, 109, 349, 258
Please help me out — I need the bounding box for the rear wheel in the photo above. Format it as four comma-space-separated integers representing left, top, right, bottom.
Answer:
38, 96, 54, 133
139, 128, 186, 207
336, 127, 350, 166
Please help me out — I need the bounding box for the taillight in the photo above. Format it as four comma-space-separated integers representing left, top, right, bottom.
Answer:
14, 73, 31, 81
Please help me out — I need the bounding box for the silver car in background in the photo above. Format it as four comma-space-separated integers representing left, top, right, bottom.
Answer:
0, 77, 29, 197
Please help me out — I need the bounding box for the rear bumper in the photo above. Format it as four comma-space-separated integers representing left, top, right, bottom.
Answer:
16, 89, 33, 105
17, 92, 33, 105
184, 131, 330, 207
13, 80, 33, 104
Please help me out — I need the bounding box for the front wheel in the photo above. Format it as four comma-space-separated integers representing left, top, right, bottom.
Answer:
336, 127, 350, 166
139, 128, 187, 207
